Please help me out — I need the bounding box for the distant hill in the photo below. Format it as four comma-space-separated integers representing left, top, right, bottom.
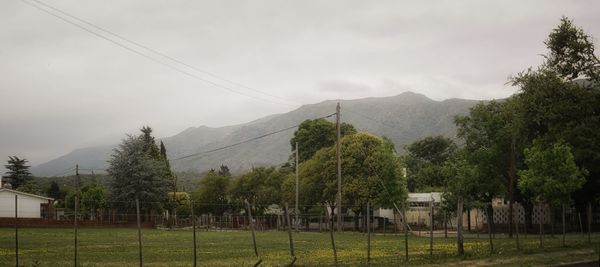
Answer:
31, 92, 482, 176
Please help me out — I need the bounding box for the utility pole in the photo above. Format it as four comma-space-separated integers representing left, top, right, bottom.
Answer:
336, 102, 342, 232
295, 142, 299, 231
74, 164, 80, 267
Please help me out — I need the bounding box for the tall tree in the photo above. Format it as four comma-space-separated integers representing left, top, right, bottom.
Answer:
285, 132, 407, 229
108, 134, 169, 212
544, 17, 600, 82
4, 156, 33, 190
404, 136, 457, 192
229, 167, 287, 215
454, 101, 512, 233
290, 118, 356, 163
511, 17, 600, 207
192, 170, 231, 215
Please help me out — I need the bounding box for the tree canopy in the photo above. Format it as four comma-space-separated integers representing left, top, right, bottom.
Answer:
290, 118, 356, 163
4, 156, 33, 190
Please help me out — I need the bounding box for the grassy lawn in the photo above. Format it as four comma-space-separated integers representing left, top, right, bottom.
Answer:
0, 227, 598, 266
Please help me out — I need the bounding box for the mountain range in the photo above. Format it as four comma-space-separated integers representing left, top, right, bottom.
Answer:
31, 92, 482, 176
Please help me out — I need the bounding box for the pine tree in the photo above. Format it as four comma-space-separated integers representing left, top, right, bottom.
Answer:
4, 156, 33, 189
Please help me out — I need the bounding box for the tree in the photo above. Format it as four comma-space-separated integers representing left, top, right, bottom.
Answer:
108, 134, 169, 212
454, 101, 512, 234
511, 17, 600, 208
544, 17, 600, 82
192, 170, 231, 215
286, 132, 407, 229
518, 141, 586, 209
80, 184, 108, 220
518, 141, 586, 246
229, 167, 287, 215
46, 181, 64, 200
4, 156, 33, 189
290, 118, 356, 163
404, 136, 457, 192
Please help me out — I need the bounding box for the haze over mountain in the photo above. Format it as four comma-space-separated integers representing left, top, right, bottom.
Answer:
32, 92, 481, 176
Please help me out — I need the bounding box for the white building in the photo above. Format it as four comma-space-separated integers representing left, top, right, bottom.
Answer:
0, 187, 54, 218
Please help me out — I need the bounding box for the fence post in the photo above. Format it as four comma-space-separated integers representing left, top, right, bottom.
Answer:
367, 201, 371, 263
457, 197, 463, 256
284, 203, 296, 265
429, 198, 434, 256
136, 197, 143, 267
245, 200, 262, 266
515, 210, 520, 250
191, 202, 197, 267
324, 205, 338, 265
15, 195, 19, 267
404, 209, 408, 262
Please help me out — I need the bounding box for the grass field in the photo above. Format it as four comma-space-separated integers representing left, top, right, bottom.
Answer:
0, 227, 598, 266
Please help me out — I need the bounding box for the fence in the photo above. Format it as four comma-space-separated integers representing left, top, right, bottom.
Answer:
1, 196, 599, 266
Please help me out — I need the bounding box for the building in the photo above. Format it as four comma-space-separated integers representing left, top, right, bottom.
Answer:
0, 187, 54, 219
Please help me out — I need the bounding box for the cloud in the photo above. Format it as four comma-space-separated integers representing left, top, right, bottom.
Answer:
0, 0, 599, 166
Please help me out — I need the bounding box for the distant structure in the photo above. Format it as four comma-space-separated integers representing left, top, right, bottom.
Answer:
0, 176, 54, 219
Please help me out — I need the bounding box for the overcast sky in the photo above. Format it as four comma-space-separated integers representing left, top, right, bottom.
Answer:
1, 0, 599, 167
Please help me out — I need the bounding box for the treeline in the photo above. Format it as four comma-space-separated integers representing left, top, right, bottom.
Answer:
405, 17, 599, 235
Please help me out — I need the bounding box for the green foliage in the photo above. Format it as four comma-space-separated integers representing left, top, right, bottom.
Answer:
80, 184, 108, 220
168, 192, 191, 217
290, 118, 356, 163
192, 170, 231, 215
518, 141, 586, 207
544, 17, 600, 82
454, 101, 512, 202
45, 181, 64, 200
229, 167, 287, 214
4, 156, 33, 190
404, 136, 456, 192
288, 132, 407, 212
108, 133, 169, 212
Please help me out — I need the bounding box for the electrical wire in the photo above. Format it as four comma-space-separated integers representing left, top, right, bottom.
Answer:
20, 0, 297, 107
172, 112, 336, 161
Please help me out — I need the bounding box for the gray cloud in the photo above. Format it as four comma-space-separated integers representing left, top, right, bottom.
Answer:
0, 0, 599, 167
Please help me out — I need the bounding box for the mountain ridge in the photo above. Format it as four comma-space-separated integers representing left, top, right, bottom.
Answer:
31, 92, 482, 176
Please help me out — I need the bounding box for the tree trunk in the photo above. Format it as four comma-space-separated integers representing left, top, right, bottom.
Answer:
457, 197, 464, 256
562, 205, 566, 247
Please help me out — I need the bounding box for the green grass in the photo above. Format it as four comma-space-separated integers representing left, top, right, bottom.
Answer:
0, 228, 598, 266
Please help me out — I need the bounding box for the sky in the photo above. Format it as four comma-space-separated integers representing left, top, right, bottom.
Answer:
1, 0, 599, 167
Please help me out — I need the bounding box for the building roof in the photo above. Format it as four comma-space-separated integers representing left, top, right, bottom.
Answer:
0, 188, 54, 201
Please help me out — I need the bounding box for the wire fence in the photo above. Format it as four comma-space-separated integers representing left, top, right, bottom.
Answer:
1, 196, 600, 266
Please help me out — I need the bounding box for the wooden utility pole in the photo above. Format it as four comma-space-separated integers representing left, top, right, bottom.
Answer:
336, 102, 342, 232
74, 164, 80, 267
295, 142, 299, 231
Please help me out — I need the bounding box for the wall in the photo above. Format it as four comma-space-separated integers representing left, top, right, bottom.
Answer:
0, 191, 47, 218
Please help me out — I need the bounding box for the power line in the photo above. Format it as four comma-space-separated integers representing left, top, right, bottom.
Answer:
21, 0, 297, 107
28, 0, 298, 106
172, 113, 336, 161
